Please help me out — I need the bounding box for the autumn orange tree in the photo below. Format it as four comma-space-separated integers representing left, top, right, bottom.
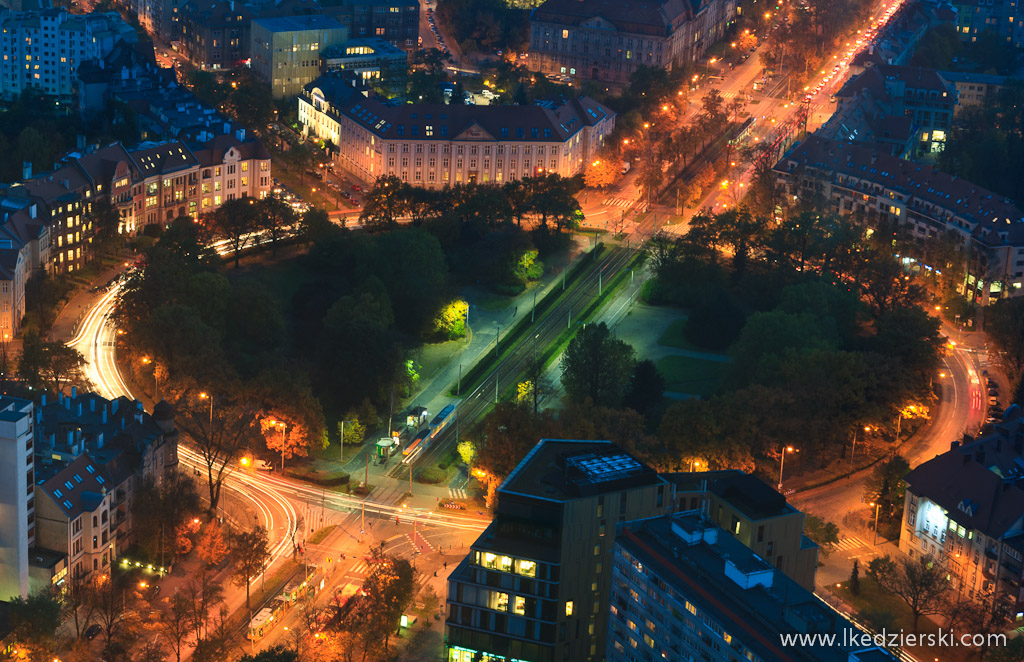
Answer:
195, 521, 229, 568
259, 413, 310, 470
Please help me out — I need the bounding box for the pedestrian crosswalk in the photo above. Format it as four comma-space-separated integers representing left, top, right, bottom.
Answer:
833, 537, 868, 552
347, 560, 369, 576
448, 487, 468, 499
602, 197, 632, 208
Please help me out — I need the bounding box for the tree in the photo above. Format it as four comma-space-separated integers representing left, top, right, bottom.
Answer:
195, 521, 229, 568
584, 157, 621, 189
41, 341, 89, 393
622, 358, 665, 415
175, 389, 257, 513
63, 571, 98, 640
89, 573, 143, 654
210, 197, 259, 268
340, 414, 366, 449
869, 554, 950, 632
360, 175, 409, 231
990, 636, 1024, 662
863, 455, 911, 531
349, 550, 415, 654
457, 439, 476, 466
256, 192, 297, 257
474, 402, 559, 499
9, 590, 61, 655
803, 514, 840, 556
987, 297, 1024, 383
89, 198, 123, 259
239, 645, 300, 662
432, 299, 469, 340
561, 322, 636, 407
260, 413, 309, 469
231, 525, 271, 612
156, 592, 193, 662
849, 559, 861, 596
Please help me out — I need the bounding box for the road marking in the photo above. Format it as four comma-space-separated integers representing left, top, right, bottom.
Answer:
347, 561, 368, 575
602, 197, 632, 207
833, 537, 868, 552
448, 487, 467, 499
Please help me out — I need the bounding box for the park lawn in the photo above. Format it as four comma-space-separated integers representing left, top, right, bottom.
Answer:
657, 355, 727, 397
657, 318, 702, 352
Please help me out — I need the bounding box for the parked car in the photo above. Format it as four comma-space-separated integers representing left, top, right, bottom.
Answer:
85, 624, 101, 640
351, 184, 362, 191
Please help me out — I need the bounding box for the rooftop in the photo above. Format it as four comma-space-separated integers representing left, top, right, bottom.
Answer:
500, 439, 661, 501
905, 406, 1024, 539
665, 470, 795, 520
775, 135, 1024, 247
531, 0, 696, 37
253, 13, 345, 32
618, 512, 895, 662
306, 75, 612, 143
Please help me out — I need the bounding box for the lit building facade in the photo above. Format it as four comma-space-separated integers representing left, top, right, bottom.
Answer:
250, 14, 348, 98
300, 76, 615, 186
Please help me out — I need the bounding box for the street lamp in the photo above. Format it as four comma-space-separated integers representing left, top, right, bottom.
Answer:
689, 459, 703, 472
199, 392, 213, 426
869, 501, 881, 546
141, 357, 159, 400
777, 446, 797, 491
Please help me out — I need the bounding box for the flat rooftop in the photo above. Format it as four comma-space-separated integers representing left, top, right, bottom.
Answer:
499, 439, 661, 501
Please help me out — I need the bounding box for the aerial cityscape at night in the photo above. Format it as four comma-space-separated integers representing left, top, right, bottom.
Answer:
0, 0, 1022, 657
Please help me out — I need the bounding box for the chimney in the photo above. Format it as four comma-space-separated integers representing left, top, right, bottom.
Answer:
22, 161, 31, 180
90, 398, 95, 412
950, 440, 960, 450
71, 386, 77, 398
67, 430, 73, 448
58, 392, 63, 406
40, 393, 46, 407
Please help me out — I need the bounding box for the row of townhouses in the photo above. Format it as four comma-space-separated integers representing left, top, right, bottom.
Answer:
0, 391, 178, 602
0, 133, 271, 335
299, 74, 615, 186
774, 135, 1024, 304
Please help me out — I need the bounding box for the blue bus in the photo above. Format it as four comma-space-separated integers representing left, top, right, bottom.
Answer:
403, 428, 430, 464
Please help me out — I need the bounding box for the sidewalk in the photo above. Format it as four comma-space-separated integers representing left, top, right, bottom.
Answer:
50, 261, 129, 343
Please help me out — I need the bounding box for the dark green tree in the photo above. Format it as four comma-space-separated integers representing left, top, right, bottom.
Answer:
850, 559, 861, 596
561, 322, 636, 407
230, 525, 271, 612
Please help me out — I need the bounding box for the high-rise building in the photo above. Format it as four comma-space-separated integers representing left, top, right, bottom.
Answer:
0, 397, 35, 601
0, 8, 137, 101
250, 14, 348, 98
445, 440, 670, 662
665, 470, 820, 590
609, 511, 896, 662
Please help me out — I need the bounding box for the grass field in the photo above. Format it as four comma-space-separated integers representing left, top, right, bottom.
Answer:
657, 318, 702, 352
657, 355, 727, 397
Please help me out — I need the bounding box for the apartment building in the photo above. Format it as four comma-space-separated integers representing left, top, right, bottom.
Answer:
250, 14, 348, 98
610, 512, 897, 662
938, 70, 1007, 114
527, 0, 735, 84
300, 75, 615, 186
899, 410, 1024, 610
445, 440, 670, 662
953, 0, 1024, 47
665, 470, 819, 590
0, 8, 137, 101
179, 0, 255, 71
0, 397, 34, 601
324, 0, 419, 51
33, 392, 178, 582
132, 0, 189, 40
829, 61, 957, 158
774, 135, 1024, 304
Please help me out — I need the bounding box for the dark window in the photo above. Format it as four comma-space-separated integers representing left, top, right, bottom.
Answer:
757, 525, 765, 542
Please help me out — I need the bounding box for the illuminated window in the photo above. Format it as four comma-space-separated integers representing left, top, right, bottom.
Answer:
515, 559, 536, 577
492, 592, 509, 611
565, 601, 574, 616
685, 601, 697, 615
514, 596, 526, 615
499, 556, 512, 572
562, 29, 568, 38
